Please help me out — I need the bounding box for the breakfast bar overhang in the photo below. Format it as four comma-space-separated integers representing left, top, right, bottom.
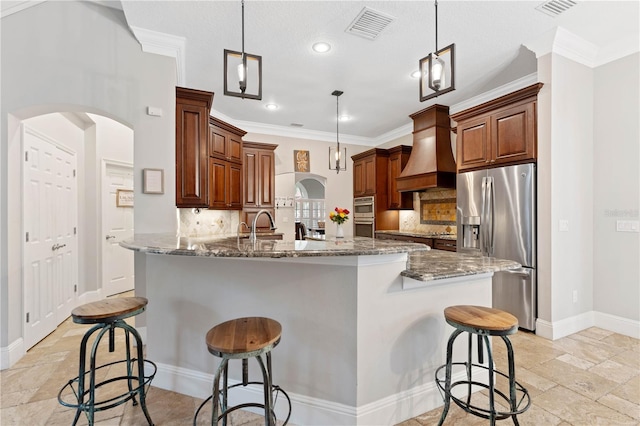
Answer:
123, 235, 519, 425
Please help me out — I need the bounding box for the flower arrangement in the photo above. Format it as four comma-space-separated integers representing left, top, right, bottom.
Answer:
329, 207, 350, 225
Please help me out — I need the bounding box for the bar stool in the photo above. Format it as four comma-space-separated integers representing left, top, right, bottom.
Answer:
57, 297, 156, 426
435, 305, 531, 425
194, 317, 291, 426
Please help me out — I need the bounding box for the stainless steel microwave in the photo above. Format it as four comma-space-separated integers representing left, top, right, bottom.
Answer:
353, 196, 374, 219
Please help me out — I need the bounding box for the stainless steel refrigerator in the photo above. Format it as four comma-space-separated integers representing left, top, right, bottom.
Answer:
456, 163, 536, 331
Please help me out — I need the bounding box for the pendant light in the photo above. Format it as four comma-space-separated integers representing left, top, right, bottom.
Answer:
419, 0, 455, 102
224, 0, 262, 100
328, 90, 347, 174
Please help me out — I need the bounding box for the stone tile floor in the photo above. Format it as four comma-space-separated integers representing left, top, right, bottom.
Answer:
1, 295, 638, 425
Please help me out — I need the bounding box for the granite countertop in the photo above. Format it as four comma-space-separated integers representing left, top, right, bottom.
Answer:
375, 230, 457, 241
403, 250, 521, 281
120, 233, 429, 258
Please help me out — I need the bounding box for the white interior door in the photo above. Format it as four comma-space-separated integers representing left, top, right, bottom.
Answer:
23, 125, 78, 349
102, 162, 134, 296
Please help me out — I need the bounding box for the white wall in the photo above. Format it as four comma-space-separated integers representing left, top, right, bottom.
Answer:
1, 1, 175, 351
593, 53, 640, 323
537, 50, 639, 338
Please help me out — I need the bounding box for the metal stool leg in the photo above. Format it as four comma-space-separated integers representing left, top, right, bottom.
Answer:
256, 354, 274, 426
501, 336, 521, 426
121, 321, 154, 425
483, 335, 496, 425
437, 328, 463, 426
211, 357, 229, 426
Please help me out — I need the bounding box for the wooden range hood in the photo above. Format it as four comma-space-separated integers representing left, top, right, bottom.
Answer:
396, 104, 456, 192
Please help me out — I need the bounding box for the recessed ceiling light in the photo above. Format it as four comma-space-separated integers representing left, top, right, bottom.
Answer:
312, 42, 331, 53
411, 70, 421, 79
339, 115, 351, 122
265, 103, 279, 110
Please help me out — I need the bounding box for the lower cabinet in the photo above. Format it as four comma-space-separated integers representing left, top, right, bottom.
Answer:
208, 158, 242, 210
375, 232, 457, 252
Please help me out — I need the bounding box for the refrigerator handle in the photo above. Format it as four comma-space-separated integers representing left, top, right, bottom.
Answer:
480, 176, 488, 256
488, 176, 495, 256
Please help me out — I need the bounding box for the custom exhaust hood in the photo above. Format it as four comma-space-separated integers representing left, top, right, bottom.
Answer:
396, 104, 457, 192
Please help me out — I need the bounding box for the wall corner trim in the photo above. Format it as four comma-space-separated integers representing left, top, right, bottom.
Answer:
129, 26, 186, 85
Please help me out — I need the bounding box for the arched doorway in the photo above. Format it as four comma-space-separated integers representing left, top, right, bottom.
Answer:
294, 174, 326, 238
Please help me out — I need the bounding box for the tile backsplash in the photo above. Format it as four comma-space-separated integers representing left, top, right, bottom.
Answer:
178, 208, 240, 237
399, 189, 457, 235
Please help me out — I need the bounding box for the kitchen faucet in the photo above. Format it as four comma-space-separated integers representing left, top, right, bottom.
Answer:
250, 209, 277, 243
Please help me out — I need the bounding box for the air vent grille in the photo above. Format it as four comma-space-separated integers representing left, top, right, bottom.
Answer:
346, 7, 395, 40
535, 0, 577, 17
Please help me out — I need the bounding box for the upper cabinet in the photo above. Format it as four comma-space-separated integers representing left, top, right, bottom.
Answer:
175, 87, 214, 208
451, 83, 543, 173
387, 145, 413, 210
242, 142, 278, 230
210, 117, 243, 163
352, 148, 389, 198
208, 117, 246, 210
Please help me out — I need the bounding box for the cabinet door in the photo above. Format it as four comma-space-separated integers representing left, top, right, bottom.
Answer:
228, 162, 243, 209
457, 116, 491, 172
210, 127, 227, 160
208, 158, 228, 209
228, 135, 243, 163
243, 148, 259, 208
363, 156, 376, 195
492, 102, 535, 165
243, 208, 275, 230
353, 159, 365, 196
176, 102, 209, 207
259, 150, 275, 207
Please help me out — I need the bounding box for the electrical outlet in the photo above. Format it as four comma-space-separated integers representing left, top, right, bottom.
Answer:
616, 220, 639, 232
573, 290, 578, 303
559, 220, 569, 232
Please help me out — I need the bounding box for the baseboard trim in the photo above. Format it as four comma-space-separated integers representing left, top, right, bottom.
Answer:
0, 338, 25, 370
593, 311, 640, 339
536, 311, 639, 340
153, 362, 484, 425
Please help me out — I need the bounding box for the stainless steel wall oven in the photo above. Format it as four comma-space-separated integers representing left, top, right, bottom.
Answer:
354, 196, 375, 237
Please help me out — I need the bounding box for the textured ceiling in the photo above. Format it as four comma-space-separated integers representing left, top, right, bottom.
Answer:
8, 1, 637, 144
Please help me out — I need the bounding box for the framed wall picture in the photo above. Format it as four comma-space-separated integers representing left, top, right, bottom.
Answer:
116, 189, 134, 207
143, 168, 164, 194
294, 150, 310, 172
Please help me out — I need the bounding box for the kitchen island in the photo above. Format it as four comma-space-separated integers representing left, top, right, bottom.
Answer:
122, 234, 519, 425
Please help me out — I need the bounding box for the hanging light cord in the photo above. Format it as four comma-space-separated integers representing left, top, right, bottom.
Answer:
241, 0, 245, 57
434, 0, 438, 52
336, 94, 340, 173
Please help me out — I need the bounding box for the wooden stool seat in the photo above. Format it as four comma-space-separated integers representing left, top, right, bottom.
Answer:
444, 305, 518, 335
71, 297, 148, 324
206, 317, 282, 357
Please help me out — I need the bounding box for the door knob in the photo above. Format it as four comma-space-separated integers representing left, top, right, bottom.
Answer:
106, 235, 116, 240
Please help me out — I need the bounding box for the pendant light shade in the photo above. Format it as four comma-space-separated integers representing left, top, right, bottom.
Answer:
419, 1, 455, 102
224, 0, 262, 100
329, 90, 347, 174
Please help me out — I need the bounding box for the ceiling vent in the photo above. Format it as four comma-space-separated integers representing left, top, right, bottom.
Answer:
535, 0, 577, 17
346, 7, 395, 40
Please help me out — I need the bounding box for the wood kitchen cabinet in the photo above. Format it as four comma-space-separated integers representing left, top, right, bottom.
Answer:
209, 117, 243, 163
452, 83, 543, 173
175, 87, 213, 207
433, 238, 457, 252
208, 117, 246, 210
352, 148, 389, 198
242, 142, 277, 230
387, 145, 413, 210
208, 158, 242, 210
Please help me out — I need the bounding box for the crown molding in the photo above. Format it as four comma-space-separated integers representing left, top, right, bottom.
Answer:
1, 1, 45, 18
129, 26, 186, 85
449, 73, 539, 116
524, 26, 599, 68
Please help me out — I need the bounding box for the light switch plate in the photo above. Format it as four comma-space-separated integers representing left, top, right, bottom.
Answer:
616, 220, 639, 232
559, 220, 569, 232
